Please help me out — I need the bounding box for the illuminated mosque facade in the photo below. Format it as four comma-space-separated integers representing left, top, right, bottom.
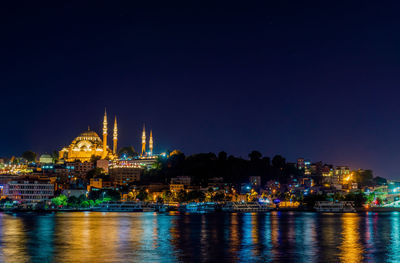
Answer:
59, 110, 155, 162
59, 110, 118, 162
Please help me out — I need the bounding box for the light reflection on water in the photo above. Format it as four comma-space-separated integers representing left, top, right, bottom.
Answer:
0, 212, 398, 262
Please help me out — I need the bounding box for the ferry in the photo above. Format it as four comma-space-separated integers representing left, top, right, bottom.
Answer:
222, 202, 273, 213
314, 201, 356, 213
93, 201, 149, 212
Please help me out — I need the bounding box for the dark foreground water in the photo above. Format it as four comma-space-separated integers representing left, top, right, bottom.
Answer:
0, 211, 398, 262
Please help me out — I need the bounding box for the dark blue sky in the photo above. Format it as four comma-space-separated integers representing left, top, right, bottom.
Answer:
1, 1, 400, 178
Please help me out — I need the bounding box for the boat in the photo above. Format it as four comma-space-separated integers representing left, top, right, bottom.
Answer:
93, 201, 146, 212
156, 204, 173, 212
314, 201, 356, 212
222, 202, 273, 213
183, 202, 216, 213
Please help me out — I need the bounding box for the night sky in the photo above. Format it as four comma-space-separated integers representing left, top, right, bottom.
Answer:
1, 1, 400, 178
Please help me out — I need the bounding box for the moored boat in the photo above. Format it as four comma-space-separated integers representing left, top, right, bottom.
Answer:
222, 202, 273, 213
314, 201, 356, 212
92, 201, 146, 212
183, 202, 216, 213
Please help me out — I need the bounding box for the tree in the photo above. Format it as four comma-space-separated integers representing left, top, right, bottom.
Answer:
90, 155, 101, 162
176, 190, 188, 202
212, 192, 225, 202
373, 176, 387, 186
354, 170, 374, 186
345, 192, 367, 207
248, 151, 262, 162
118, 146, 138, 159
67, 196, 80, 207
187, 191, 205, 202
52, 150, 59, 163
51, 195, 67, 206
78, 194, 88, 203
86, 168, 104, 180
104, 189, 121, 201
0, 197, 12, 204
22, 151, 36, 163
272, 155, 286, 169
136, 190, 148, 201
81, 201, 90, 208
218, 151, 227, 161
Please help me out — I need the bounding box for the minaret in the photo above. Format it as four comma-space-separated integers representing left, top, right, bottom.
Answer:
149, 130, 153, 156
141, 124, 146, 156
113, 116, 118, 155
102, 109, 108, 158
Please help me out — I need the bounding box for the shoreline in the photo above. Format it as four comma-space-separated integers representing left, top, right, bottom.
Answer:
1, 207, 398, 213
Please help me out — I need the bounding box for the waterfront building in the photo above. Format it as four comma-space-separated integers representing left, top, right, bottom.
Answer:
59, 110, 118, 162
4, 179, 54, 202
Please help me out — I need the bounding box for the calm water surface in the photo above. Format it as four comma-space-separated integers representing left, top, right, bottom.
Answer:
0, 211, 397, 262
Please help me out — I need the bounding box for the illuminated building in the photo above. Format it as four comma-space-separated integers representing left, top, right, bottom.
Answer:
68, 161, 94, 177
39, 154, 53, 164
102, 109, 108, 158
141, 125, 146, 156
87, 178, 112, 191
4, 179, 54, 202
149, 130, 153, 156
113, 116, 118, 155
109, 167, 141, 185
296, 158, 305, 169
336, 166, 350, 183
96, 159, 109, 173
59, 110, 117, 162
304, 161, 311, 175
0, 163, 32, 175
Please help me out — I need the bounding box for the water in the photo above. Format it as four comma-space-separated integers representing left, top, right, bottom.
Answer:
0, 211, 398, 262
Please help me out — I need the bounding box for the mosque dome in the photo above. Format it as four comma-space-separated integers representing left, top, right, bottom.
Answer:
73, 130, 102, 144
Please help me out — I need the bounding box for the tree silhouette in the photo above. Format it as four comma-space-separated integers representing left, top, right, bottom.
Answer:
118, 146, 138, 158
248, 151, 262, 162
22, 151, 36, 162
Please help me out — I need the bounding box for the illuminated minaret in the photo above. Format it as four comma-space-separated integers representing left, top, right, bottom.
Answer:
113, 116, 118, 154
149, 130, 153, 156
102, 109, 108, 158
141, 124, 146, 156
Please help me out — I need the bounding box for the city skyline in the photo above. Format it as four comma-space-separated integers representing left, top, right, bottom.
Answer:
2, 2, 400, 178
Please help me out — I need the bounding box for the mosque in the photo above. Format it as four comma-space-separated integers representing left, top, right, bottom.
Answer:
59, 110, 117, 162
59, 110, 154, 162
